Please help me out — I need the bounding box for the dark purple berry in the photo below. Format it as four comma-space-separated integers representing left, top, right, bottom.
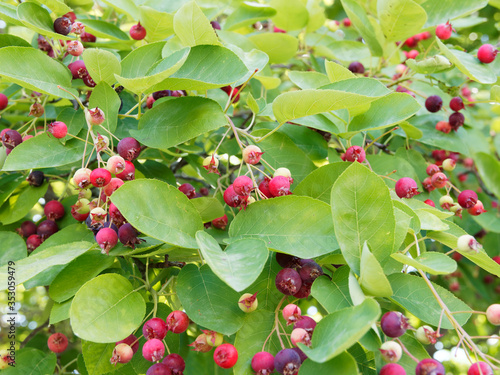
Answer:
117, 137, 141, 161
44, 200, 65, 220
118, 223, 144, 249
178, 183, 196, 199
2, 129, 22, 149
20, 221, 37, 238
276, 253, 300, 269
380, 311, 410, 338
27, 234, 42, 252
27, 171, 45, 187
291, 347, 307, 363
210, 21, 221, 30
294, 316, 316, 335
146, 363, 171, 375
457, 190, 478, 209
53, 17, 72, 35
293, 281, 312, 299
348, 62, 365, 74
37, 35, 51, 52
425, 95, 443, 113
274, 348, 301, 375
415, 358, 445, 375
298, 261, 323, 283
68, 60, 88, 79
162, 353, 185, 374
449, 112, 465, 130
37, 220, 59, 239
275, 268, 302, 295
152, 90, 172, 100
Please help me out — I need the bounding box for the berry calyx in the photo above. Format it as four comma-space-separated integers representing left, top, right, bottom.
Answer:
47, 333, 68, 353
162, 353, 185, 374
380, 311, 410, 338
457, 235, 482, 253
110, 343, 133, 365
449, 97, 464, 111
251, 351, 274, 375
290, 328, 311, 347
117, 137, 141, 161
274, 348, 301, 375
142, 338, 165, 362
166, 310, 189, 334
486, 304, 500, 325
425, 95, 443, 113
282, 304, 302, 325
435, 22, 453, 40
44, 200, 65, 221
380, 363, 406, 375
130, 23, 147, 40
431, 172, 448, 189
238, 292, 258, 313
415, 358, 445, 375
86, 107, 105, 126
212, 214, 228, 230
202, 154, 220, 174
379, 341, 402, 363
233, 175, 254, 196
242, 145, 263, 164
178, 183, 196, 199
275, 268, 302, 295
214, 343, 238, 369
90, 168, 112, 188
47, 121, 68, 139
143, 317, 168, 340
96, 227, 118, 255
477, 44, 498, 64
344, 145, 366, 163
29, 103, 44, 117
269, 176, 291, 197
118, 223, 144, 249
395, 177, 419, 199
457, 190, 478, 209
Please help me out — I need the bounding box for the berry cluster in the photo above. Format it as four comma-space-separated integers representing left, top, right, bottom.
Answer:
275, 254, 324, 298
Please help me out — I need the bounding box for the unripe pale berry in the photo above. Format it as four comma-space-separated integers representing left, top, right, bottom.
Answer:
86, 107, 105, 126
214, 343, 238, 369
142, 338, 165, 362
73, 168, 92, 189
477, 44, 498, 64
273, 167, 292, 180
116, 334, 139, 354
457, 235, 482, 253
379, 341, 402, 363
486, 304, 500, 325
290, 328, 311, 347
189, 334, 212, 352
47, 121, 68, 139
457, 190, 478, 209
344, 145, 366, 162
442, 158, 456, 171
282, 304, 301, 325
107, 155, 126, 174
238, 293, 258, 313
415, 325, 437, 345
202, 155, 219, 174
48, 333, 68, 353
67, 40, 84, 56
440, 195, 454, 210
242, 145, 263, 164
203, 330, 223, 347
110, 343, 133, 365
395, 177, 419, 199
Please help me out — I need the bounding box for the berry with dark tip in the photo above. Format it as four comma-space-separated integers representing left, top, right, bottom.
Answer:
214, 344, 238, 369
0, 93, 8, 110
395, 177, 419, 199
344, 145, 366, 162
431, 172, 448, 189
294, 316, 316, 334
212, 214, 228, 230
143, 317, 168, 341
118, 223, 144, 249
47, 121, 68, 139
450, 97, 464, 111
380, 311, 410, 338
457, 190, 478, 209
2, 129, 22, 149
110, 343, 133, 365
179, 183, 196, 199
48, 333, 68, 353
146, 363, 171, 375
275, 268, 302, 295
83, 74, 96, 87
252, 351, 274, 375
53, 17, 72, 35
269, 176, 291, 197
116, 160, 135, 181
44, 200, 65, 221
117, 137, 141, 161
298, 260, 323, 283
96, 227, 118, 255
162, 353, 185, 374
68, 60, 88, 79
233, 175, 253, 196
224, 184, 245, 207
90, 168, 112, 188
435, 22, 453, 40
425, 95, 443, 112
380, 363, 406, 375
166, 310, 189, 334
415, 359, 445, 375
27, 234, 42, 252
142, 338, 165, 362
37, 220, 59, 239
116, 334, 139, 354
274, 348, 301, 375
20, 221, 37, 238
449, 112, 465, 130
477, 44, 498, 64
348, 62, 365, 74
130, 23, 147, 40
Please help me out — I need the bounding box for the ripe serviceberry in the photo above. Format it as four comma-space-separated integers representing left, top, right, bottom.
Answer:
435, 22, 453, 40
415, 325, 439, 345
380, 341, 402, 363
143, 317, 168, 340
291, 328, 311, 347
468, 200, 486, 216
294, 316, 316, 335
27, 171, 45, 187
275, 268, 302, 295
130, 23, 147, 40
48, 333, 68, 353
298, 260, 323, 283
243, 145, 263, 164
449, 112, 465, 130
117, 334, 139, 354
203, 330, 223, 347
293, 281, 312, 299
282, 304, 301, 325
252, 351, 274, 375
117, 137, 141, 161
224, 185, 245, 207
110, 343, 133, 365
415, 359, 445, 375
37, 220, 58, 239
146, 363, 171, 375
486, 304, 500, 325
116, 160, 135, 181
238, 293, 258, 313
96, 227, 118, 255
19, 221, 37, 238
274, 348, 301, 375
54, 17, 72, 35
450, 97, 464, 111
0, 93, 8, 110
422, 177, 435, 192
380, 363, 406, 375
404, 49, 419, 59
425, 95, 443, 112
162, 353, 185, 374
431, 172, 448, 188
107, 155, 126, 174
63, 12, 76, 22
2, 129, 22, 149
457, 235, 482, 253
47, 121, 68, 139
342, 18, 351, 27
67, 40, 83, 56
44, 200, 65, 221
166, 311, 189, 333
477, 44, 498, 64
424, 199, 435, 207
146, 96, 155, 109
178, 183, 196, 199
81, 31, 96, 42
118, 223, 144, 249
348, 62, 365, 74
214, 343, 238, 369
276, 253, 300, 269
221, 85, 241, 102
68, 60, 88, 79
103, 178, 124, 196
233, 175, 253, 196
380, 311, 410, 338
212, 214, 228, 230
27, 234, 42, 252
258, 177, 273, 198
269, 176, 291, 197
189, 334, 212, 352
395, 177, 419, 199
90, 168, 112, 188
468, 362, 493, 375
458, 190, 478, 209
142, 338, 165, 362
84, 74, 97, 88
344, 145, 366, 162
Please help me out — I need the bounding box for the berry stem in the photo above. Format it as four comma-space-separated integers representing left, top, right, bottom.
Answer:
401, 236, 428, 255
57, 85, 85, 110
223, 69, 259, 113
226, 115, 245, 151
365, 127, 399, 151
395, 338, 419, 363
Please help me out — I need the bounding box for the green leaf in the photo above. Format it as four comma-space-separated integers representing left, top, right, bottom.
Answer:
340, 0, 383, 56
248, 33, 298, 64
270, 0, 308, 31
35, 0, 72, 15
131, 97, 225, 151
331, 162, 396, 275
80, 19, 130, 41
101, 0, 138, 18
173, 1, 220, 46
139, 6, 174, 42
0, 182, 48, 225
17, 2, 74, 40
119, 42, 165, 78
388, 273, 471, 329
325, 60, 356, 83
50, 299, 72, 324
299, 351, 359, 374
1, 348, 56, 375
391, 252, 457, 275
89, 82, 120, 133
0, 34, 32, 48
288, 71, 331, 90
82, 48, 121, 85
491, 85, 500, 103
49, 250, 115, 303
421, 0, 488, 27
299, 299, 381, 363
82, 341, 116, 375
0, 173, 24, 206
134, 160, 176, 185
406, 55, 453, 74
177, 264, 245, 335
110, 179, 203, 249
190, 197, 225, 223
0, 3, 22, 26
0, 231, 26, 267
359, 242, 393, 297
273, 78, 390, 124
229, 196, 338, 258
196, 231, 268, 292
436, 39, 496, 84
70, 274, 146, 342
474, 152, 500, 199
0, 241, 93, 286
311, 267, 353, 313
377, 0, 427, 42
0, 47, 77, 99
224, 2, 277, 31
306, 35, 371, 61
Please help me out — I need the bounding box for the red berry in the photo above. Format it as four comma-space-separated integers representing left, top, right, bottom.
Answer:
415, 359, 445, 375
426, 164, 440, 176
342, 18, 351, 27
252, 351, 274, 375
44, 200, 65, 221
435, 22, 453, 40
269, 176, 291, 197
477, 44, 498, 64
116, 334, 139, 354
146, 363, 171, 375
233, 175, 253, 196
142, 338, 165, 362
395, 177, 419, 199
449, 97, 464, 111
380, 311, 409, 338
130, 23, 147, 40
68, 60, 88, 79
109, 203, 126, 226
20, 220, 37, 237
422, 177, 435, 192
143, 317, 168, 340
166, 310, 189, 334
118, 223, 143, 249
258, 177, 273, 198
431, 172, 448, 189
214, 343, 238, 369
405, 49, 419, 59
63, 12, 76, 22
276, 253, 300, 268
424, 199, 435, 207
468, 200, 486, 216
54, 17, 72, 35
0, 93, 8, 110
457, 190, 478, 209
146, 96, 155, 109
90, 168, 112, 188
47, 333, 68, 353
274, 349, 301, 375
275, 268, 302, 295
468, 362, 493, 375
212, 214, 228, 230
348, 62, 365, 74
37, 220, 58, 239
116, 160, 135, 181
67, 40, 83, 56
404, 36, 417, 48
449, 112, 465, 131
96, 227, 118, 255
103, 178, 124, 196
178, 183, 196, 199
223, 184, 245, 207
380, 363, 406, 375
2, 129, 22, 149
162, 353, 185, 374
344, 145, 366, 162
80, 31, 96, 43
27, 234, 42, 252
110, 343, 133, 365
293, 281, 312, 299
47, 121, 68, 139
117, 137, 141, 161
83, 73, 96, 87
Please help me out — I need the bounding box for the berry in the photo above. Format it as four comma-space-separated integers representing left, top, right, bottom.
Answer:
486, 304, 500, 325
426, 164, 440, 176
468, 362, 493, 375
0, 93, 8, 110
116, 334, 139, 354
251, 351, 274, 375
47, 121, 68, 139
110, 343, 133, 365
273, 167, 292, 180
54, 17, 72, 35
143, 317, 168, 340
423, 176, 437, 191
477, 44, 498, 64
203, 330, 223, 346
238, 292, 258, 313
221, 85, 241, 102
118, 223, 143, 249
146, 363, 171, 375
380, 341, 402, 363
37, 35, 52, 52
116, 160, 135, 181
269, 176, 291, 197
27, 234, 42, 252
29, 103, 44, 117
178, 183, 196, 199
223, 185, 244, 207
258, 178, 273, 198
212, 214, 228, 230
147, 96, 155, 109
405, 50, 419, 59
380, 311, 409, 338
86, 107, 105, 126
63, 12, 77, 22
130, 23, 147, 40
380, 363, 406, 375
291, 347, 307, 363
344, 145, 366, 162
425, 95, 443, 112
72, 21, 85, 34
291, 328, 311, 346
214, 343, 238, 369
68, 60, 88, 79
298, 260, 323, 283
80, 31, 96, 42
275, 268, 302, 295
431, 172, 448, 189
457, 235, 482, 253
415, 359, 445, 375
142, 338, 165, 362
274, 348, 301, 375
107, 155, 126, 174
449, 112, 465, 130
90, 168, 112, 188
44, 200, 65, 221
242, 145, 263, 164
342, 18, 351, 27
202, 155, 220, 174
82, 74, 96, 88
442, 158, 456, 171
166, 310, 189, 334
96, 227, 118, 255
37, 220, 58, 239
294, 316, 316, 334
162, 353, 185, 374
293, 281, 312, 299
2, 130, 22, 149
233, 175, 253, 196
210, 21, 221, 30
415, 325, 438, 345
424, 199, 435, 207
276, 253, 300, 269
282, 304, 301, 325
348, 62, 365, 74
73, 168, 92, 189
47, 333, 68, 353
435, 22, 453, 40
103, 178, 124, 196
189, 334, 212, 352
450, 97, 464, 111
67, 40, 83, 56
117, 137, 141, 161
457, 190, 478, 209
20, 221, 37, 237
468, 200, 486, 216
395, 177, 419, 199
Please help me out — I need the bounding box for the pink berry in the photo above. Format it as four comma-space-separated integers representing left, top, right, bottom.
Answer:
415, 359, 445, 375
275, 268, 302, 295
431, 172, 448, 189
457, 190, 478, 209
110, 343, 133, 365
0, 93, 8, 110
130, 23, 147, 40
211, 214, 228, 230
477, 44, 498, 64
146, 363, 171, 375
282, 304, 301, 325
424, 199, 435, 207
63, 12, 76, 22
426, 164, 440, 176
213, 343, 238, 369
73, 168, 92, 189
380, 311, 410, 338
162, 353, 185, 374
143, 317, 168, 341
90, 168, 112, 188
450, 97, 464, 111
80, 31, 96, 43
116, 334, 139, 354
103, 178, 124, 196
344, 145, 366, 162
291, 328, 311, 347
67, 40, 83, 56
117, 137, 141, 161
166, 311, 189, 334
142, 338, 165, 362
436, 22, 453, 40
47, 333, 68, 353
269, 176, 291, 197
223, 185, 245, 207
486, 304, 500, 325
251, 351, 274, 375
425, 95, 443, 113
468, 362, 493, 375
233, 175, 253, 196
107, 155, 126, 174
109, 203, 126, 226
178, 183, 196, 199
116, 160, 135, 181
44, 200, 65, 221
96, 227, 118, 255
47, 121, 68, 139
380, 363, 406, 375
242, 145, 263, 164
342, 18, 351, 27
2, 129, 22, 149
405, 50, 419, 59
27, 234, 42, 252
395, 177, 419, 199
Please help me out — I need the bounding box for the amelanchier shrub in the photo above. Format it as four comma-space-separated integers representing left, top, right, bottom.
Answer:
0, 0, 500, 374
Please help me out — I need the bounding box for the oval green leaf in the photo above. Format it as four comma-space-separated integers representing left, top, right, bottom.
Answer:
0, 348, 56, 375
17, 2, 75, 40
391, 252, 457, 275
359, 242, 393, 297
377, 0, 427, 42
82, 48, 121, 85
0, 231, 27, 267
173, 1, 220, 46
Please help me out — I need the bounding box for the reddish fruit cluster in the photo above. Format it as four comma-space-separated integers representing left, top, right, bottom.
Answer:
68, 60, 96, 87
221, 85, 242, 103
275, 254, 323, 298
403, 31, 431, 48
